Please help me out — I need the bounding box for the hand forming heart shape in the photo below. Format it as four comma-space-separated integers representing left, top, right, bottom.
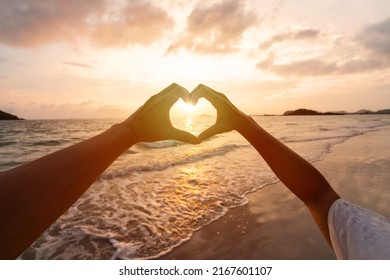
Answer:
125, 83, 247, 145
169, 95, 217, 137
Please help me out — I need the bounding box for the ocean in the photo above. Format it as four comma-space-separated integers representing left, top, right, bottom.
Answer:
1, 115, 390, 259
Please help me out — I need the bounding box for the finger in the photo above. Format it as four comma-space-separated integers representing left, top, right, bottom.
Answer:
197, 124, 222, 143
191, 85, 218, 109
170, 128, 198, 144
190, 84, 226, 110
191, 84, 226, 99
155, 83, 182, 98
139, 84, 188, 116
190, 84, 208, 103
133, 86, 174, 116
163, 84, 190, 109
181, 90, 193, 105
144, 83, 185, 108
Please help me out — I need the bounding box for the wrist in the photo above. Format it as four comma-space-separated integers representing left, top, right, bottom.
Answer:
111, 121, 139, 146
236, 114, 266, 142
236, 114, 258, 134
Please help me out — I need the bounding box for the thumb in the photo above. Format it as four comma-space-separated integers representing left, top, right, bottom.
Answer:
171, 128, 198, 144
197, 124, 221, 143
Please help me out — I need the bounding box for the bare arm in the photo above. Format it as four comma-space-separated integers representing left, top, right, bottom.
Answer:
238, 118, 340, 245
192, 84, 340, 245
0, 84, 196, 259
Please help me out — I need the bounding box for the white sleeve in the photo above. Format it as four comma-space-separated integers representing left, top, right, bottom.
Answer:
328, 199, 390, 260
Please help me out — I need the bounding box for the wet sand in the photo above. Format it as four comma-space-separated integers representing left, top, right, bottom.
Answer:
160, 127, 390, 259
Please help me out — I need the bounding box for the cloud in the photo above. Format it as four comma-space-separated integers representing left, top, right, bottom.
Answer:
0, 0, 174, 48
258, 55, 389, 77
259, 29, 320, 49
166, 0, 259, 54
338, 58, 385, 74
357, 16, 390, 56
257, 54, 338, 77
90, 1, 174, 47
257, 17, 390, 77
0, 0, 105, 47
62, 61, 93, 68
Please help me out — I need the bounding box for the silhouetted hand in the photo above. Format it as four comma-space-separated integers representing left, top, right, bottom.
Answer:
124, 83, 197, 144
191, 84, 249, 143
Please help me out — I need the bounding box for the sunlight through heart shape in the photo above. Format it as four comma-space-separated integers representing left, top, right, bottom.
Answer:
170, 97, 217, 137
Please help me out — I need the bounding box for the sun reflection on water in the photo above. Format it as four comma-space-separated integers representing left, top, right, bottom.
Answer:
185, 117, 194, 134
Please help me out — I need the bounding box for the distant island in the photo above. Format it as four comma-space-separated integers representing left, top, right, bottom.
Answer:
283, 108, 390, 116
0, 110, 24, 120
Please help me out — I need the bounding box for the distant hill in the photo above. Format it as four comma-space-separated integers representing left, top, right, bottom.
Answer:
283, 108, 390, 116
354, 109, 374, 114
283, 109, 344, 116
0, 110, 23, 120
349, 109, 390, 115
376, 109, 390, 114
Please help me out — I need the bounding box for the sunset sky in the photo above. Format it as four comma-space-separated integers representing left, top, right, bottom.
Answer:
0, 0, 389, 119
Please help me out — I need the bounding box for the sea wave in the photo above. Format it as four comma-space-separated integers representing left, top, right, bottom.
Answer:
30, 140, 65, 146
135, 140, 185, 149
281, 121, 390, 144
101, 144, 249, 180
282, 133, 361, 143
0, 141, 17, 147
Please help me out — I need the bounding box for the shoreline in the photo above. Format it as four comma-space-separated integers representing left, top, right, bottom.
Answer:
160, 127, 390, 259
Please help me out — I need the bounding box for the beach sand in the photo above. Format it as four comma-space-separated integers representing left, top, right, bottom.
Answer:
160, 127, 390, 260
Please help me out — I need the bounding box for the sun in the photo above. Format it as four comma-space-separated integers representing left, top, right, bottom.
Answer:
169, 99, 198, 117
178, 99, 195, 113
170, 98, 216, 119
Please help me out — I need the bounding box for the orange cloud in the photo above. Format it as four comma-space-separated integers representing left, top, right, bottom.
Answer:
257, 54, 389, 77
259, 29, 320, 50
62, 61, 93, 68
257, 54, 338, 77
357, 17, 390, 56
166, 0, 259, 54
0, 0, 105, 47
0, 0, 174, 48
257, 17, 390, 77
90, 1, 174, 47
